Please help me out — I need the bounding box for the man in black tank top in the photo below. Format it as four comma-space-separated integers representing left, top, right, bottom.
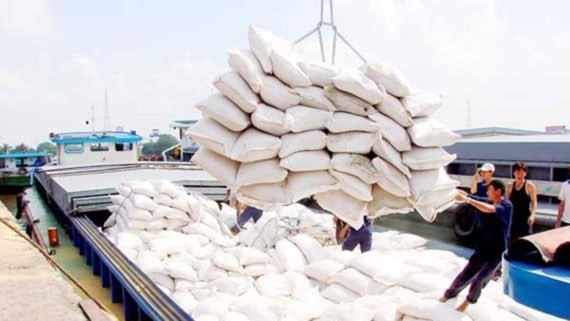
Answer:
507, 162, 538, 241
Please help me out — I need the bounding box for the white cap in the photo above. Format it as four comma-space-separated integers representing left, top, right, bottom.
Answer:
480, 163, 495, 172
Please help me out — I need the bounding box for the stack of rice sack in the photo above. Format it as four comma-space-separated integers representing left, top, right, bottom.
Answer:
102, 183, 561, 321
186, 25, 461, 229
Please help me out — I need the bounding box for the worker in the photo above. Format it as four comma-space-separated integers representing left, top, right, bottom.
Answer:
340, 216, 373, 253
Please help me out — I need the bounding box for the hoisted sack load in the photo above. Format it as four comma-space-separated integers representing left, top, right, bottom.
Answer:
333, 68, 385, 105
248, 25, 292, 74
367, 185, 414, 217
299, 61, 339, 87
324, 86, 375, 116
287, 170, 339, 203
409, 168, 459, 222
292, 86, 336, 111
235, 158, 288, 187
227, 47, 264, 93
408, 117, 461, 147
372, 138, 411, 178
230, 128, 281, 162
326, 112, 379, 133
237, 181, 291, 210
402, 146, 457, 171
360, 62, 411, 98
284, 106, 332, 133
259, 76, 301, 110
192, 147, 239, 187
196, 93, 251, 132
185, 117, 239, 157
250, 103, 289, 136
327, 131, 377, 154
368, 111, 412, 152
279, 130, 327, 158
329, 169, 373, 202
401, 89, 443, 118
375, 93, 413, 127
214, 71, 260, 113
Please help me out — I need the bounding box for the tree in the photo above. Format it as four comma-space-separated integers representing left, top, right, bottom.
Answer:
141, 134, 179, 155
1, 144, 9, 154
36, 142, 57, 155
9, 143, 34, 154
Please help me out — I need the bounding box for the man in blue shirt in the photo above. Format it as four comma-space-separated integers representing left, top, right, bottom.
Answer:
340, 216, 373, 253
440, 179, 513, 312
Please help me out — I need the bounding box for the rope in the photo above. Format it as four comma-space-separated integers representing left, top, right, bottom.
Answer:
0, 216, 114, 317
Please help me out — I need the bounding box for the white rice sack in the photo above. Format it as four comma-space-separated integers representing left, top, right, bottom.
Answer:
409, 168, 459, 206
279, 130, 327, 158
372, 157, 412, 197
171, 290, 197, 315
243, 263, 277, 277
166, 218, 189, 231
398, 272, 450, 293
192, 148, 239, 187
233, 247, 271, 266
131, 181, 158, 198
152, 205, 172, 218
196, 93, 250, 132
408, 117, 461, 147
270, 50, 311, 87
372, 138, 412, 178
199, 261, 229, 282
214, 71, 260, 113
127, 219, 149, 230
326, 112, 378, 133
326, 247, 359, 265
171, 196, 191, 213
250, 103, 289, 136
401, 89, 443, 118
350, 252, 421, 285
376, 93, 413, 127
103, 212, 117, 228
237, 181, 291, 209
147, 218, 167, 231
320, 283, 359, 303
289, 234, 328, 263
330, 268, 388, 296
330, 153, 381, 184
398, 299, 440, 320
230, 128, 281, 162
211, 276, 251, 296
324, 86, 375, 116
403, 147, 456, 171
285, 287, 327, 320
233, 299, 279, 321
221, 312, 250, 321
292, 86, 336, 111
164, 259, 198, 281
110, 194, 126, 206
367, 185, 414, 217
193, 295, 229, 318
150, 273, 175, 293
299, 61, 339, 87
259, 76, 301, 110
212, 252, 241, 272
314, 190, 367, 229
248, 25, 291, 74
235, 158, 288, 186
116, 232, 143, 250
154, 193, 174, 208
303, 259, 344, 283
333, 68, 385, 105
329, 169, 373, 202
284, 106, 332, 133
276, 239, 307, 271
360, 62, 411, 98
186, 117, 239, 157
135, 251, 165, 275
255, 273, 292, 297
130, 194, 158, 211
280, 150, 330, 172
327, 132, 377, 154
182, 222, 217, 239
116, 185, 132, 198
227, 47, 264, 93
154, 180, 186, 199
166, 208, 191, 222
433, 304, 474, 321
128, 208, 153, 221
287, 170, 339, 203
497, 295, 565, 321
368, 111, 412, 152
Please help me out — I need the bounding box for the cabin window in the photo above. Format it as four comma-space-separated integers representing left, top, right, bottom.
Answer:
492, 164, 511, 178
64, 143, 84, 154
526, 166, 551, 181
447, 163, 477, 175
115, 143, 133, 152
15, 158, 29, 167
553, 167, 569, 182
90, 143, 110, 152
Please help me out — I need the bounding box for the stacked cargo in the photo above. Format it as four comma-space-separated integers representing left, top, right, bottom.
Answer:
187, 26, 461, 227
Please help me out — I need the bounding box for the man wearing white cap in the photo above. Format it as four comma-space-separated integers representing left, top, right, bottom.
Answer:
471, 163, 495, 197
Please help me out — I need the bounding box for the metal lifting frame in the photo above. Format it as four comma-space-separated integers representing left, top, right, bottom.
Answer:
295, 0, 367, 64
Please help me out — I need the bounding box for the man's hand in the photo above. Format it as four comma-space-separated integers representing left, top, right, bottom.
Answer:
339, 228, 347, 240
455, 189, 468, 202
473, 170, 481, 180
528, 215, 536, 226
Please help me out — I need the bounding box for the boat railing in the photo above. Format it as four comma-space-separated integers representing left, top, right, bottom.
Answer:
21, 203, 47, 250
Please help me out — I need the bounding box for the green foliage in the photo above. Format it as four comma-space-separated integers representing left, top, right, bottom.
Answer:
141, 134, 179, 155
8, 143, 35, 154
36, 142, 57, 155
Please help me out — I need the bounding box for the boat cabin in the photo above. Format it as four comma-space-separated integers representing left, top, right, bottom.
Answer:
50, 131, 142, 166
0, 152, 52, 174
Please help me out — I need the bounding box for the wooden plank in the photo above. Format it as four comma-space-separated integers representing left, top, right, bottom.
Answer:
79, 299, 116, 321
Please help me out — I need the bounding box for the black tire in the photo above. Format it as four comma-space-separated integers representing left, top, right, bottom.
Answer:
452, 203, 476, 243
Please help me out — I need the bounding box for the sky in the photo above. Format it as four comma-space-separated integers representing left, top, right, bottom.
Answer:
1, 0, 569, 147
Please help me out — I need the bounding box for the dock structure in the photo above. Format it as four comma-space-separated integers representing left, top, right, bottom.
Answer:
33, 162, 226, 321
0, 202, 90, 321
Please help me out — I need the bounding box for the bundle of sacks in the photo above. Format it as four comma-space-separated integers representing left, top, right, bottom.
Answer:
102, 181, 561, 321
186, 25, 461, 229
